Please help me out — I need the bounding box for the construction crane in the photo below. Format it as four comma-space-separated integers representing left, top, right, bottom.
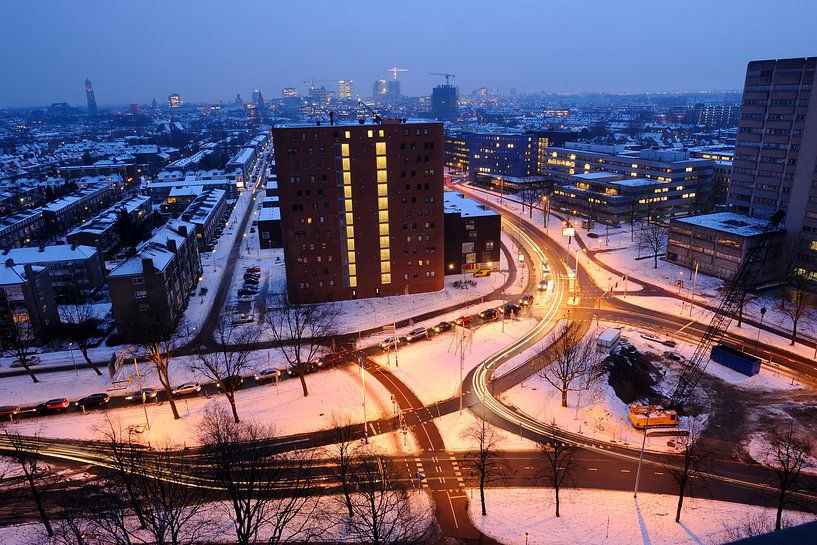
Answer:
667, 210, 785, 409
387, 66, 408, 80
430, 72, 456, 85
358, 99, 382, 124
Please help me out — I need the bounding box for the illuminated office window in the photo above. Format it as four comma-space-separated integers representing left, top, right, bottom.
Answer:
342, 158, 350, 171
378, 210, 389, 223
341, 143, 350, 156
378, 183, 388, 197
376, 142, 387, 155
377, 169, 388, 182
378, 197, 388, 209
379, 223, 389, 236
376, 156, 387, 169
343, 171, 351, 184
381, 273, 391, 284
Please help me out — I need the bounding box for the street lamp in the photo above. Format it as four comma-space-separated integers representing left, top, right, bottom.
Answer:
756, 307, 766, 347
68, 341, 77, 376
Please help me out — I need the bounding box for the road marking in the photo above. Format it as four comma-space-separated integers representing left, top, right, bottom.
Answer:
620, 469, 631, 473
654, 471, 664, 475
447, 493, 459, 529
588, 467, 598, 471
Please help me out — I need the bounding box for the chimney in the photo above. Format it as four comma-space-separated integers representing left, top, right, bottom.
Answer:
71, 242, 77, 251
5, 258, 14, 268
177, 225, 188, 237
141, 257, 154, 274
329, 111, 334, 126
23, 264, 34, 280
166, 238, 177, 253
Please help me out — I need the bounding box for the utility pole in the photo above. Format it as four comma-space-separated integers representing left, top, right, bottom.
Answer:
359, 356, 368, 444
633, 410, 650, 497
133, 356, 150, 430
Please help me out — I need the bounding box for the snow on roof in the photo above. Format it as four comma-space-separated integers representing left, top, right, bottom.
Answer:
0, 263, 45, 286
258, 207, 280, 221
108, 219, 194, 277
444, 192, 498, 218
674, 212, 777, 237
169, 185, 203, 197
3, 244, 98, 264
609, 177, 659, 188
574, 172, 621, 180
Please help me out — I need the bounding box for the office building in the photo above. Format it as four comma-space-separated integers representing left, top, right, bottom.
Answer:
466, 132, 537, 181
684, 103, 740, 128
338, 80, 353, 100
432, 85, 458, 120
85, 79, 98, 115
252, 89, 264, 109
443, 192, 501, 275
666, 212, 785, 282
0, 261, 58, 344
1, 245, 106, 299
168, 93, 182, 109
372, 78, 389, 100
272, 120, 444, 304
444, 132, 469, 172
108, 219, 200, 340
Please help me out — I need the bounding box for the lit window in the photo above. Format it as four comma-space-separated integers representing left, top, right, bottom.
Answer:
344, 186, 352, 198
381, 273, 391, 284
377, 183, 388, 196
685, 167, 693, 172
380, 249, 390, 260
376, 142, 386, 155
349, 276, 357, 287
344, 131, 351, 139
378, 210, 389, 223
379, 235, 389, 247
378, 197, 388, 209
342, 158, 350, 170
346, 226, 355, 238
376, 156, 387, 169
367, 130, 373, 138
380, 261, 391, 273
345, 212, 354, 225
377, 169, 387, 182
378, 129, 384, 137
347, 251, 356, 263
341, 143, 350, 156
343, 172, 351, 184
349, 264, 357, 276
379, 223, 389, 236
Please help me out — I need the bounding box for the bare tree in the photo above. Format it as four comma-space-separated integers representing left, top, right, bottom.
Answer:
48, 488, 95, 545
133, 318, 186, 420
536, 431, 577, 517
665, 418, 705, 523
537, 322, 601, 408
781, 272, 814, 346
265, 294, 338, 397
96, 418, 149, 530
519, 188, 539, 218
59, 303, 104, 375
347, 448, 437, 545
3, 315, 39, 383
638, 222, 667, 269
762, 425, 814, 531
191, 316, 260, 423
3, 430, 53, 536
324, 412, 360, 520
198, 406, 320, 545
460, 418, 506, 517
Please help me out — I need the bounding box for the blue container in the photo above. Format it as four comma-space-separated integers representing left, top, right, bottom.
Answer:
711, 344, 761, 376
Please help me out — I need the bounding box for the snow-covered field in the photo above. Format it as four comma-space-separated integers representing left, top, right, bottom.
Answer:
369, 315, 539, 406
3, 365, 392, 446
467, 487, 813, 545
436, 409, 537, 452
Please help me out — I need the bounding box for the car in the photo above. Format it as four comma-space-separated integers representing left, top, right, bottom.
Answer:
503, 303, 522, 316
405, 327, 428, 342
520, 294, 534, 307
246, 266, 261, 273
172, 382, 201, 396
454, 315, 473, 327
0, 405, 21, 418
243, 277, 260, 285
252, 220, 258, 226
244, 273, 260, 281
433, 321, 453, 334
317, 353, 344, 367
250, 227, 256, 234
378, 337, 401, 351
473, 268, 491, 278
238, 288, 257, 296
232, 313, 254, 325
125, 388, 159, 402
478, 308, 498, 320
36, 398, 70, 414
537, 280, 548, 291
237, 295, 255, 303
76, 393, 110, 408
216, 375, 244, 391
255, 368, 282, 382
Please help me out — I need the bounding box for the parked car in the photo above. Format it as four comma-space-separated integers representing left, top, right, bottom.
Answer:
232, 313, 254, 325
238, 289, 257, 296
36, 398, 70, 414
216, 375, 244, 391
473, 268, 491, 278
0, 405, 21, 418
255, 368, 281, 382
454, 315, 473, 327
433, 321, 453, 333
172, 382, 201, 396
520, 294, 534, 307
478, 308, 498, 320
250, 227, 256, 234
125, 388, 159, 402
244, 273, 260, 281
503, 303, 521, 316
243, 278, 260, 286
246, 266, 261, 273
237, 295, 255, 303
76, 393, 110, 408
405, 327, 428, 342
317, 353, 344, 367
378, 337, 401, 351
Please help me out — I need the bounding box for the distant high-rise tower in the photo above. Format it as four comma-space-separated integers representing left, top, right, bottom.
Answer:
372, 78, 389, 100
431, 84, 458, 120
235, 93, 243, 106
308, 86, 328, 104
85, 79, 98, 115
252, 89, 264, 109
168, 93, 182, 109
282, 87, 298, 99
151, 97, 159, 112
338, 80, 353, 100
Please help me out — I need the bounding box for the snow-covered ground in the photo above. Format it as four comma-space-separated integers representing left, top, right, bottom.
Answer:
368, 315, 538, 406
467, 487, 813, 545
3, 364, 392, 447
436, 409, 537, 452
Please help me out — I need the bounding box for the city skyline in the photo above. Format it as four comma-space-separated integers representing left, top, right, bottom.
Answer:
1, 0, 816, 107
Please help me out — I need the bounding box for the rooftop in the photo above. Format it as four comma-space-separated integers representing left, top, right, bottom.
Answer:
2, 244, 98, 264
258, 207, 280, 221
108, 219, 194, 277
674, 212, 779, 237
0, 263, 45, 286
444, 191, 498, 218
